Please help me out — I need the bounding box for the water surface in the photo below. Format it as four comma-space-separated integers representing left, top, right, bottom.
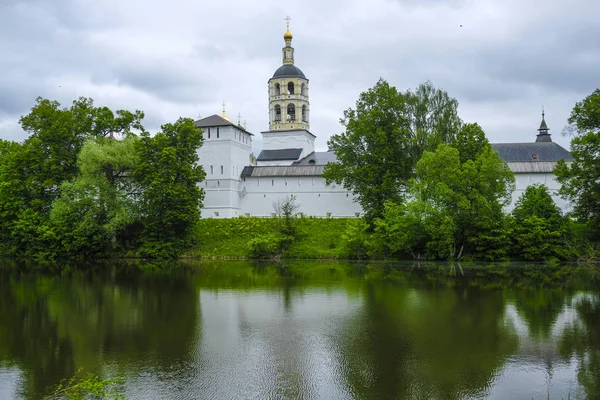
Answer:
0, 261, 599, 399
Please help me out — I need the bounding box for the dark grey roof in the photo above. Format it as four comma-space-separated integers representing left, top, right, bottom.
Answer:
292, 151, 339, 165
241, 166, 254, 177
241, 165, 324, 177
257, 148, 303, 161
272, 64, 306, 79
194, 114, 253, 135
491, 142, 572, 162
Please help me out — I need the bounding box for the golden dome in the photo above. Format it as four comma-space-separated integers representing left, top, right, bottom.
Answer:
284, 29, 293, 40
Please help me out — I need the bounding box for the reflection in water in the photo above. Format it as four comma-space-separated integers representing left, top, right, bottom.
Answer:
0, 263, 199, 399
0, 261, 599, 399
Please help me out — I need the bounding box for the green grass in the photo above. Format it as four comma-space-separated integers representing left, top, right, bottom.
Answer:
186, 217, 354, 259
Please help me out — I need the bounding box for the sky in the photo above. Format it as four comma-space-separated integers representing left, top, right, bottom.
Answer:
1, 0, 598, 153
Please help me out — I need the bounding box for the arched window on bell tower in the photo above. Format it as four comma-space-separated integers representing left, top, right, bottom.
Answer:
287, 82, 294, 95
274, 83, 280, 96
302, 105, 307, 122
287, 104, 296, 121
274, 105, 281, 121
301, 83, 306, 96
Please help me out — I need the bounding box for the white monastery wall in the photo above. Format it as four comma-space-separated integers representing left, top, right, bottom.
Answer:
239, 176, 362, 218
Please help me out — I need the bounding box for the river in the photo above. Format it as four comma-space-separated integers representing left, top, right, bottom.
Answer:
0, 260, 598, 399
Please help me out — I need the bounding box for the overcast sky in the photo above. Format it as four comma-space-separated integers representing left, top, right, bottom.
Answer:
1, 0, 598, 152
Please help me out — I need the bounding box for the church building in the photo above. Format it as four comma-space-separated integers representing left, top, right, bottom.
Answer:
194, 21, 572, 218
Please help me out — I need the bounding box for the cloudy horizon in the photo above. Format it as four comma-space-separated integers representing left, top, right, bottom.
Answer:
1, 0, 598, 152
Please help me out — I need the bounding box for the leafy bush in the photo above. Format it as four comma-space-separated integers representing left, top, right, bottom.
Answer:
247, 233, 291, 259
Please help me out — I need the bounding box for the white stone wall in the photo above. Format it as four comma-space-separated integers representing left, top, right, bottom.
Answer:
239, 175, 362, 217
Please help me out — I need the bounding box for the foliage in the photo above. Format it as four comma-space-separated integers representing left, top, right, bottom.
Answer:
372, 124, 515, 260
247, 233, 292, 259
339, 218, 371, 259
0, 98, 144, 258
273, 195, 300, 237
510, 184, 568, 261
190, 218, 358, 259
0, 97, 204, 260
323, 79, 462, 222
46, 370, 125, 400
134, 118, 205, 259
48, 136, 140, 258
555, 88, 600, 239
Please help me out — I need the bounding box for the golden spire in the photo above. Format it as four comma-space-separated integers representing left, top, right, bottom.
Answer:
284, 15, 293, 40
221, 101, 232, 123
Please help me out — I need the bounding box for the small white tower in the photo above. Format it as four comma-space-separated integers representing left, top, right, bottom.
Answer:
195, 103, 254, 218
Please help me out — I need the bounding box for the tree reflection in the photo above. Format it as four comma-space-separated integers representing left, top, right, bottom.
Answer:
333, 264, 519, 399
0, 262, 199, 399
559, 295, 600, 399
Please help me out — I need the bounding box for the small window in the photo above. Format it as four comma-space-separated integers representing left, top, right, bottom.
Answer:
208, 127, 211, 139
221, 165, 224, 174
275, 83, 280, 96
217, 127, 220, 138
214, 212, 219, 217
287, 81, 294, 95
308, 159, 316, 164
326, 212, 332, 218
217, 181, 220, 186
285, 179, 288, 186
532, 153, 538, 159
272, 179, 274, 186
257, 179, 260, 187
210, 165, 213, 175
355, 212, 360, 217
346, 194, 349, 198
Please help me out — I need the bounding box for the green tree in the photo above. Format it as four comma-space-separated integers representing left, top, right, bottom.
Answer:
323, 79, 462, 222
511, 184, 568, 261
0, 98, 144, 258
555, 88, 600, 238
49, 136, 141, 258
375, 125, 514, 260
134, 118, 205, 258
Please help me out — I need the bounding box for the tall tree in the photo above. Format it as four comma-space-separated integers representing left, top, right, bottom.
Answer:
0, 97, 145, 258
374, 125, 514, 260
323, 79, 462, 222
134, 118, 205, 258
555, 89, 600, 238
49, 136, 141, 257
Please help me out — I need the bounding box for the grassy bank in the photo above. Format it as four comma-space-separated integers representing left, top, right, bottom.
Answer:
187, 217, 355, 259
